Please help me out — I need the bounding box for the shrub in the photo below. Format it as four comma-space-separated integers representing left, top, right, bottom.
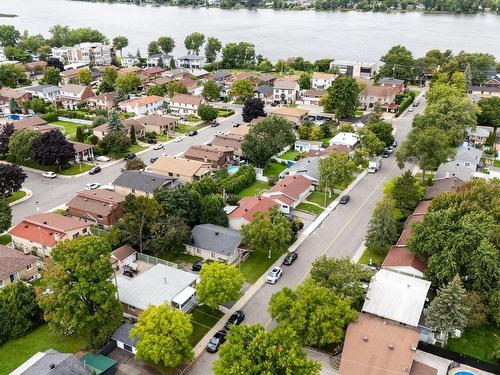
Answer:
41, 112, 58, 122
396, 92, 416, 116
218, 165, 256, 194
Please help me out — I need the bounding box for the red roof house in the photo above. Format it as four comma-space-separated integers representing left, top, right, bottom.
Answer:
228, 196, 277, 230
263, 174, 314, 213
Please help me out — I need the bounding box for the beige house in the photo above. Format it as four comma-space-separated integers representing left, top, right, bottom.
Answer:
268, 107, 309, 125
273, 79, 300, 104
210, 134, 245, 157
0, 245, 40, 288
359, 85, 397, 109
87, 91, 117, 110
169, 94, 204, 116
311, 72, 337, 90
148, 156, 211, 183
133, 114, 178, 135
184, 144, 234, 168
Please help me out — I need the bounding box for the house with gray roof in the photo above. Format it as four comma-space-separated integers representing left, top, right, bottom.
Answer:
23, 85, 61, 103
279, 156, 320, 182
467, 127, 491, 145
113, 170, 178, 197
454, 145, 483, 170
212, 70, 231, 81
254, 84, 273, 103
186, 224, 244, 264
176, 54, 206, 69
10, 349, 89, 375
435, 161, 474, 182
112, 323, 138, 354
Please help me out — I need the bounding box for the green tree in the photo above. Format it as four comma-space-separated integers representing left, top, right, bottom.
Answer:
466, 239, 499, 294
197, 104, 218, 122
221, 42, 256, 69
463, 292, 488, 327
157, 36, 175, 55
242, 97, 265, 123
367, 121, 394, 147
241, 207, 293, 259
146, 84, 165, 97
115, 72, 141, 94
99, 130, 130, 154
3, 46, 31, 63
0, 64, 28, 88
425, 276, 469, 347
319, 151, 356, 193
154, 185, 201, 227
37, 236, 122, 348
112, 36, 128, 58
8, 129, 39, 162
213, 324, 321, 375
125, 158, 146, 170
196, 263, 244, 308
41, 66, 61, 85
358, 128, 385, 156
378, 45, 415, 83
166, 81, 188, 97
0, 163, 26, 199
0, 25, 21, 46
365, 197, 398, 255
314, 58, 333, 72
9, 97, 20, 114
98, 66, 118, 93
75, 126, 85, 142
477, 97, 500, 131
298, 72, 312, 90
130, 304, 193, 368
202, 80, 221, 101
269, 280, 356, 347
445, 51, 496, 85
321, 76, 359, 120
147, 41, 160, 56
0, 199, 12, 233
386, 170, 423, 215
184, 32, 205, 55
77, 68, 92, 85
106, 109, 123, 132
204, 37, 222, 63
200, 194, 228, 226
230, 78, 254, 101
146, 216, 191, 257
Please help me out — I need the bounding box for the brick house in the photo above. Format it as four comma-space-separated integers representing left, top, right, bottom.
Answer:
228, 196, 278, 230
148, 156, 211, 183
86, 91, 117, 110
60, 84, 95, 109
67, 189, 126, 226
183, 144, 234, 168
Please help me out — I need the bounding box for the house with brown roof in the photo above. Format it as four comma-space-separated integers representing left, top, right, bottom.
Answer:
141, 67, 166, 80
210, 133, 245, 157
304, 144, 350, 158
228, 196, 278, 230
118, 95, 165, 116
23, 61, 47, 80
92, 118, 145, 140
169, 94, 204, 116
110, 244, 137, 269
262, 174, 314, 214
178, 78, 198, 94
268, 107, 308, 125
67, 189, 126, 226
113, 170, 178, 197
229, 123, 252, 137
382, 246, 427, 278
423, 177, 465, 201
273, 79, 300, 104
301, 89, 325, 106
133, 114, 177, 135
60, 84, 95, 109
184, 144, 234, 169
70, 141, 95, 162
148, 156, 211, 183
0, 87, 31, 107
359, 85, 397, 110
0, 245, 39, 287
87, 91, 117, 110
9, 213, 91, 257
60, 68, 85, 84
11, 116, 59, 133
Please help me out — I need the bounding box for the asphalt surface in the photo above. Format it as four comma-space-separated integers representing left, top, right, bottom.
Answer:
11, 113, 243, 225
185, 97, 426, 375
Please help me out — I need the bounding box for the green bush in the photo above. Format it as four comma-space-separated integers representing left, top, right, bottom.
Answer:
218, 165, 256, 194
396, 92, 416, 116
41, 112, 58, 122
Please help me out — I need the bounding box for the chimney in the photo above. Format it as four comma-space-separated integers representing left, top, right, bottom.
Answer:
362, 336, 368, 342
49, 364, 55, 369
388, 344, 394, 350
43, 221, 47, 225
215, 232, 219, 236
164, 277, 167, 284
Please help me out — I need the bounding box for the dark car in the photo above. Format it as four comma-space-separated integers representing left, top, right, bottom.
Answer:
192, 261, 204, 271
88, 166, 101, 175
211, 121, 219, 127
147, 138, 158, 144
150, 157, 158, 163
188, 130, 198, 136
224, 310, 245, 330
124, 153, 136, 160
122, 269, 134, 277
283, 252, 298, 266
232, 123, 240, 128
206, 330, 227, 353
339, 195, 350, 204
382, 149, 390, 158
392, 140, 398, 148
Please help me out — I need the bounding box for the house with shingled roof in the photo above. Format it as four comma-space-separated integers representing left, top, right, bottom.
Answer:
187, 224, 244, 264
262, 174, 314, 214
169, 94, 204, 116
184, 144, 234, 168
60, 84, 95, 109
67, 189, 126, 226
148, 155, 211, 183
228, 196, 278, 230
0, 245, 39, 287
113, 170, 178, 197
118, 95, 165, 115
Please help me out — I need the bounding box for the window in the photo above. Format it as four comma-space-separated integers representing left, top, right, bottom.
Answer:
196, 249, 201, 254
97, 214, 103, 219
127, 304, 135, 311
82, 228, 88, 234
26, 264, 33, 271
211, 252, 216, 258
131, 188, 136, 193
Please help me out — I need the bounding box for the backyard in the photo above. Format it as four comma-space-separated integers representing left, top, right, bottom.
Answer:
190, 305, 224, 346
263, 161, 287, 180
239, 246, 285, 283
51, 120, 91, 138
279, 149, 303, 161
447, 323, 500, 364
238, 181, 270, 198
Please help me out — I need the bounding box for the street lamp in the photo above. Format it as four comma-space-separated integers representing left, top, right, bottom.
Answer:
35, 201, 39, 213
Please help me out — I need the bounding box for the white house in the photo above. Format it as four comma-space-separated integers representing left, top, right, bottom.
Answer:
112, 323, 137, 354
122, 53, 139, 68
51, 43, 114, 66
169, 94, 204, 116
262, 174, 314, 214
311, 72, 337, 90
453, 144, 483, 170
23, 85, 61, 103
330, 60, 379, 78
176, 55, 206, 69
110, 245, 137, 269
118, 95, 165, 115
273, 79, 300, 104
329, 132, 359, 149
0, 46, 6, 62
295, 140, 323, 153
146, 53, 173, 68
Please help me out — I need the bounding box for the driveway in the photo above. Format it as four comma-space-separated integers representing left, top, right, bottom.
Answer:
107, 348, 161, 375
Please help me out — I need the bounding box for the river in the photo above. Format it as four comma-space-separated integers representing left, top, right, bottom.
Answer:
1, 0, 499, 61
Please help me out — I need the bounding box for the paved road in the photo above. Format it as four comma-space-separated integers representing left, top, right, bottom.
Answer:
185, 97, 426, 375
11, 113, 243, 225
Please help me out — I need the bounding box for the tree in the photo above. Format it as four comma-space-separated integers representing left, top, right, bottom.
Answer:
37, 236, 122, 348
242, 97, 265, 123
365, 198, 398, 255
40, 66, 61, 85
466, 239, 499, 295
298, 72, 312, 90
0, 199, 12, 233
4, 46, 31, 63
269, 280, 356, 347
213, 324, 321, 375
477, 97, 500, 131
204, 37, 222, 63
314, 58, 333, 72
98, 66, 118, 93
77, 68, 92, 85
0, 163, 26, 199
321, 76, 359, 120
147, 41, 160, 56
463, 292, 488, 327
115, 72, 141, 94
241, 116, 295, 167
184, 32, 205, 55
386, 170, 423, 215
155, 185, 201, 227
197, 104, 218, 122
146, 216, 191, 257
31, 129, 75, 167
200, 194, 228, 226
202, 80, 221, 101
319, 151, 356, 193
230, 78, 254, 101
146, 84, 165, 97
425, 276, 469, 346
166, 81, 188, 97
130, 304, 193, 368
128, 124, 137, 144
0, 25, 21, 46
8, 97, 20, 114
7, 129, 39, 162
106, 109, 123, 132
241, 208, 293, 259
112, 36, 128, 58
310, 256, 372, 305
367, 121, 394, 147
75, 126, 85, 142
157, 36, 175, 55
99, 130, 130, 154
0, 64, 28, 88
379, 45, 415, 83
196, 263, 244, 308
221, 42, 256, 69
0, 123, 15, 155
396, 127, 453, 181
125, 158, 146, 170
358, 128, 385, 156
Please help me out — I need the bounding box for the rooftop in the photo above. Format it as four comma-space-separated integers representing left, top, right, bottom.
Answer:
268, 174, 313, 201
329, 132, 359, 147
379, 77, 405, 85
360, 85, 397, 98
228, 196, 277, 222
191, 224, 242, 256
424, 177, 465, 200
112, 323, 138, 348
273, 79, 299, 90
170, 93, 203, 106
119, 95, 164, 107
435, 161, 474, 182
149, 156, 211, 178
382, 246, 427, 275
281, 156, 320, 181
0, 245, 38, 280
268, 106, 309, 118
11, 349, 89, 375
113, 170, 177, 194
110, 244, 136, 264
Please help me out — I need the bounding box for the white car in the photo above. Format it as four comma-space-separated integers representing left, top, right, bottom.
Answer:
153, 143, 164, 150
216, 130, 225, 136
101, 184, 115, 191
42, 171, 57, 179
174, 136, 183, 143
95, 156, 110, 162
265, 267, 283, 284
408, 107, 414, 112
84, 182, 100, 190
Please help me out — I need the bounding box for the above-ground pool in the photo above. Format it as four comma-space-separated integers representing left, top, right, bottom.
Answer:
454, 372, 475, 375
227, 166, 239, 174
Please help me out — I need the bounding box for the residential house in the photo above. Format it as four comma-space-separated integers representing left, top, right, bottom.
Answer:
112, 323, 138, 355
118, 95, 165, 115
0, 245, 39, 287
280, 74, 300, 82
423, 177, 465, 201
253, 85, 273, 103
179, 78, 198, 94
71, 141, 95, 163
169, 94, 204, 116
23, 85, 61, 103
23, 61, 47, 81
141, 67, 166, 82
60, 84, 94, 109
132, 114, 178, 135
150, 76, 172, 86
11, 116, 59, 133
184, 144, 234, 168
257, 73, 276, 85
146, 53, 173, 68
187, 224, 244, 264
268, 107, 308, 125
92, 119, 145, 140
311, 72, 337, 90
279, 156, 320, 183
117, 66, 142, 77
329, 132, 359, 149
228, 196, 278, 230
60, 68, 84, 85
51, 42, 114, 66
210, 133, 245, 157
115, 263, 199, 315
0, 87, 31, 107
262, 174, 314, 213
273, 79, 300, 104
9, 213, 91, 257
67, 189, 125, 226
382, 246, 427, 278
294, 140, 323, 153
379, 77, 405, 93
86, 91, 117, 110
163, 68, 191, 80
148, 156, 211, 183
212, 70, 231, 82
189, 69, 210, 80
110, 245, 137, 269
454, 144, 483, 170
467, 127, 491, 145
359, 85, 397, 109
468, 73, 500, 98
434, 161, 475, 182
113, 170, 178, 197
122, 53, 139, 68
330, 60, 379, 78
304, 144, 349, 158
301, 89, 324, 106
229, 123, 252, 137
10, 349, 89, 375
176, 55, 206, 69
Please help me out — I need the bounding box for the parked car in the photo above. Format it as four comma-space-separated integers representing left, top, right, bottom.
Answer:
123, 269, 134, 277
124, 153, 136, 160
386, 146, 394, 154
233, 123, 241, 128
211, 121, 219, 127
88, 166, 101, 175
147, 138, 157, 144
42, 171, 57, 179
408, 107, 414, 112
174, 136, 183, 143
153, 143, 164, 150
382, 149, 390, 158
283, 252, 298, 266
206, 331, 227, 353
192, 261, 204, 271
150, 156, 159, 164
266, 267, 283, 284
101, 184, 115, 191
188, 130, 198, 136
84, 182, 100, 190
392, 140, 398, 148
95, 155, 110, 162
224, 310, 245, 330
339, 195, 350, 204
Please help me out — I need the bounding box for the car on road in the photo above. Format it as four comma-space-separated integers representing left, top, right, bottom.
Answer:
153, 143, 164, 150
283, 252, 298, 265
192, 261, 204, 271
101, 184, 115, 191
174, 136, 183, 143
206, 331, 227, 353
150, 156, 158, 163
266, 266, 283, 284
84, 182, 100, 190
382, 149, 391, 158
408, 107, 414, 112
339, 195, 350, 204
187, 130, 198, 136
232, 123, 241, 128
392, 140, 398, 148
95, 156, 110, 162
42, 171, 57, 179
88, 166, 101, 175
124, 153, 136, 160
211, 121, 219, 127
216, 130, 225, 135
224, 310, 245, 330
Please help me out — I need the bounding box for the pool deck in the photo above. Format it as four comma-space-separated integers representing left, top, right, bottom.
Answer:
414, 350, 495, 375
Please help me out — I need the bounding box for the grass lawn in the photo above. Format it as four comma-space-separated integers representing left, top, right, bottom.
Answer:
156, 134, 172, 142
280, 149, 302, 161
447, 323, 500, 364
263, 162, 287, 180
355, 110, 364, 116
217, 109, 235, 117
358, 247, 385, 267
51, 120, 91, 137
175, 123, 207, 134
20, 160, 93, 175
0, 234, 11, 245
494, 160, 500, 168
240, 246, 286, 283
5, 190, 26, 204
296, 202, 324, 215
190, 305, 224, 346
306, 190, 338, 208
238, 181, 269, 197
108, 144, 147, 159
0, 324, 87, 375
159, 252, 202, 264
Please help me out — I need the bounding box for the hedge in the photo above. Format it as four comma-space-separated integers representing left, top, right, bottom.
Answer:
396, 92, 416, 116
41, 112, 58, 122
218, 165, 256, 194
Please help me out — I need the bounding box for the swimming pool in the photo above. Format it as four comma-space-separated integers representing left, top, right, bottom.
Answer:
454, 371, 475, 375
227, 166, 239, 175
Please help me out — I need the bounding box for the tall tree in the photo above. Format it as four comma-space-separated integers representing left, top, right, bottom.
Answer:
386, 170, 423, 215
0, 199, 12, 233
0, 64, 28, 88
204, 37, 222, 63
242, 97, 266, 123
367, 120, 394, 147
9, 97, 20, 114
196, 263, 245, 308
0, 25, 21, 47
129, 124, 137, 144
319, 151, 356, 192
112, 36, 128, 58
184, 32, 205, 55
41, 66, 61, 85
37, 236, 122, 348
154, 185, 201, 227
75, 126, 85, 143
31, 129, 75, 167
157, 36, 175, 55
200, 194, 228, 226
0, 163, 26, 199
130, 304, 193, 369
230, 78, 254, 101
477, 97, 500, 132
365, 197, 398, 255
146, 216, 191, 257
221, 42, 256, 69
7, 129, 39, 162
379, 45, 415, 82
77, 68, 92, 85
99, 130, 130, 154
115, 72, 141, 94
147, 41, 160, 56
106, 109, 123, 132
202, 80, 221, 101
98, 66, 118, 93
197, 104, 218, 122
0, 123, 15, 155
321, 76, 359, 120
166, 81, 188, 97
358, 128, 385, 156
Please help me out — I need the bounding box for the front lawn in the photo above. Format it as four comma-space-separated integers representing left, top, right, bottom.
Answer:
0, 324, 87, 375
190, 305, 224, 346
20, 160, 93, 175
156, 134, 172, 142
280, 149, 303, 161
358, 247, 386, 267
52, 120, 91, 137
296, 202, 324, 215
238, 181, 269, 198
175, 123, 207, 134
240, 246, 286, 283
108, 144, 147, 159
306, 190, 338, 208
494, 160, 500, 168
263, 162, 287, 180
447, 323, 500, 364
5, 190, 27, 204
0, 234, 11, 245
217, 109, 235, 117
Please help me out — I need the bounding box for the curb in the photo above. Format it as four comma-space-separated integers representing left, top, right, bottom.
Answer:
8, 188, 33, 207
